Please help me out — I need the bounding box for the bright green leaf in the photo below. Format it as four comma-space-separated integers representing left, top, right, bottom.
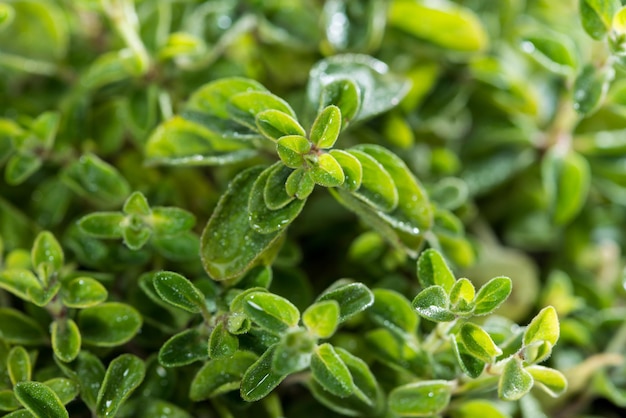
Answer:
449, 278, 476, 314
208, 322, 239, 359
78, 302, 142, 347
61, 277, 107, 309
348, 149, 398, 212
243, 291, 300, 333
51, 319, 81, 363
389, 380, 452, 416
31, 231, 63, 278
228, 91, 297, 130
0, 269, 45, 305
186, 77, 267, 119
412, 285, 455, 322
285, 168, 316, 199
14, 382, 67, 418
303, 300, 341, 338
451, 400, 509, 418
150, 207, 195, 236
96, 354, 145, 418
153, 271, 206, 314
190, 351, 257, 400
319, 78, 361, 127
122, 192, 150, 216
526, 365, 567, 397
573, 64, 614, 115
44, 378, 79, 405
473, 277, 512, 316
451, 337, 486, 379
317, 281, 374, 322
459, 323, 502, 363
417, 248, 456, 293
498, 358, 533, 401
523, 306, 560, 347
256, 109, 306, 141
579, 0, 620, 40
276, 135, 311, 168
310, 343, 354, 398
310, 153, 345, 187
329, 149, 362, 191
77, 213, 125, 239
369, 289, 418, 335
271, 328, 316, 375
311, 105, 342, 149
521, 34, 577, 75
0, 389, 20, 411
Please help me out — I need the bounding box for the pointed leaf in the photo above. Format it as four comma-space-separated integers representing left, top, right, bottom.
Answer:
389, 380, 452, 416
51, 319, 81, 363
459, 323, 502, 363
31, 231, 63, 278
473, 277, 512, 316
256, 109, 306, 141
449, 278, 476, 314
240, 345, 287, 402
264, 163, 295, 210
153, 271, 206, 314
347, 149, 398, 212
498, 358, 533, 401
201, 167, 284, 280
190, 351, 257, 400
0, 269, 45, 305
243, 291, 300, 333
5, 154, 41, 185
523, 306, 559, 347
77, 213, 125, 238
122, 192, 150, 216
78, 302, 142, 347
317, 281, 374, 322
579, 0, 620, 40
310, 153, 345, 187
417, 249, 456, 292
521, 34, 577, 75
526, 365, 567, 397
311, 105, 342, 149
412, 285, 455, 322
96, 354, 145, 418
61, 277, 107, 308
451, 337, 486, 379
14, 382, 67, 418
310, 343, 354, 398
329, 149, 362, 191
208, 322, 239, 359
303, 300, 341, 338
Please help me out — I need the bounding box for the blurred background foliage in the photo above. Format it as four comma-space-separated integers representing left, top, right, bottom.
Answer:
1, 0, 626, 416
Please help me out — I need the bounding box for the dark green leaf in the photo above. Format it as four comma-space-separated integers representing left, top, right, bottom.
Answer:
310, 105, 342, 149
0, 308, 47, 345
73, 351, 105, 411
14, 382, 68, 418
347, 149, 398, 212
78, 302, 142, 347
365, 328, 431, 376
51, 319, 81, 363
317, 281, 374, 322
158, 328, 209, 367
77, 213, 125, 238
451, 337, 486, 379
417, 248, 456, 293
153, 271, 206, 314
498, 358, 533, 401
579, 0, 620, 40
0, 389, 20, 411
61, 277, 107, 308
310, 343, 354, 398
44, 378, 79, 405
389, 380, 452, 416
573, 64, 614, 115
248, 165, 306, 234
5, 154, 41, 185
388, 0, 488, 51
412, 285, 455, 322
369, 288, 418, 335
208, 322, 239, 359
264, 163, 295, 210
8, 346, 31, 385
256, 109, 306, 141
303, 300, 340, 338
96, 354, 145, 418
243, 291, 300, 333
201, 167, 285, 280
271, 328, 316, 375
473, 277, 512, 316
240, 345, 287, 402
190, 351, 257, 401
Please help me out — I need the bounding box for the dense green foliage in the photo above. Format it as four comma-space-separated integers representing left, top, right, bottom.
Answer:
1, 0, 626, 417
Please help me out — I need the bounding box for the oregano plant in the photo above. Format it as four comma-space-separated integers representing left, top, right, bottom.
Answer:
1, 0, 626, 417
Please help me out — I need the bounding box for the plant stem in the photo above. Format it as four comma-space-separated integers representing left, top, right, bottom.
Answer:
0, 52, 58, 76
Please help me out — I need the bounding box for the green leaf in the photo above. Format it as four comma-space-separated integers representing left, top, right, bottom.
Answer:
310, 153, 345, 187
526, 365, 567, 397
122, 192, 150, 216
158, 328, 209, 367
96, 354, 145, 418
573, 64, 614, 115
271, 328, 316, 375
150, 207, 195, 236
285, 168, 316, 200
542, 149, 590, 225
5, 154, 41, 185
264, 163, 295, 210
208, 322, 239, 359
0, 389, 20, 411
498, 358, 533, 401
317, 281, 374, 322
153, 271, 206, 314
60, 277, 107, 308
0, 269, 45, 305
329, 149, 362, 191
228, 91, 297, 130
243, 291, 300, 333
451, 337, 486, 379
77, 213, 125, 238
319, 78, 361, 127
145, 116, 257, 166
276, 135, 311, 168
389, 380, 452, 417
364, 328, 431, 377
189, 351, 258, 400
449, 278, 476, 314
122, 217, 152, 250
310, 343, 354, 398
369, 289, 418, 335
240, 345, 287, 402
417, 248, 456, 293
0, 308, 47, 345
310, 105, 342, 149
51, 319, 81, 363
248, 165, 306, 234
613, 5, 626, 33
523, 306, 560, 347
308, 54, 410, 123
31, 231, 63, 278
388, 0, 488, 51
3, 410, 34, 418
459, 323, 502, 363
521, 34, 577, 75
579, 0, 620, 40
412, 285, 455, 322
8, 347, 31, 385
69, 351, 105, 411
61, 154, 130, 208
14, 382, 68, 418
451, 400, 509, 418
78, 302, 142, 347
347, 149, 398, 212
186, 77, 267, 119
201, 167, 285, 280
473, 277, 512, 316
80, 50, 142, 89
256, 109, 306, 141
44, 378, 79, 405
303, 300, 340, 338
